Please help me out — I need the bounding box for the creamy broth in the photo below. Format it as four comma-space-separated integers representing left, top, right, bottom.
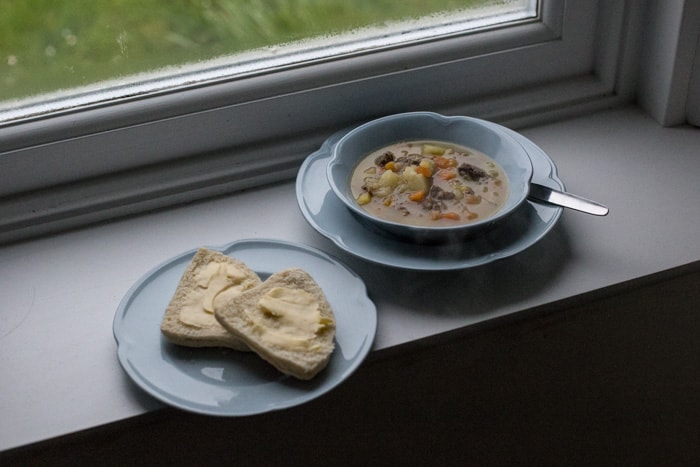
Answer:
350, 140, 509, 227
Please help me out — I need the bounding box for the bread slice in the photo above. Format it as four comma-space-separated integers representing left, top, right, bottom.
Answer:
160, 247, 262, 351
215, 268, 336, 380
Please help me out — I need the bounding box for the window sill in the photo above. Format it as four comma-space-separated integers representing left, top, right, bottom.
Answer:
2, 105, 700, 456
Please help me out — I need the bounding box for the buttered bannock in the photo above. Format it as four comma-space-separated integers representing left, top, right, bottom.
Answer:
215, 268, 336, 380
160, 248, 262, 350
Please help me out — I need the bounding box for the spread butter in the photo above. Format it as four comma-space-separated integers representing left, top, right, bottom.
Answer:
252, 287, 333, 349
179, 261, 249, 328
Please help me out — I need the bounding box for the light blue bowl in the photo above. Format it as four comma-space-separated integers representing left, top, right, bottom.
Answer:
326, 112, 534, 243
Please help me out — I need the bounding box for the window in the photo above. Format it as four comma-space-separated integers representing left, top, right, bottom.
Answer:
1, 0, 534, 118
0, 1, 643, 244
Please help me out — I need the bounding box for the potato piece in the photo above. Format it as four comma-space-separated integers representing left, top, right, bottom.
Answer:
357, 192, 371, 205
422, 143, 446, 156
419, 158, 436, 173
372, 186, 394, 197
402, 166, 431, 192
379, 169, 401, 188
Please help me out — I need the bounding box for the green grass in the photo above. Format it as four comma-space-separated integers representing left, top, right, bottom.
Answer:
1, 0, 490, 102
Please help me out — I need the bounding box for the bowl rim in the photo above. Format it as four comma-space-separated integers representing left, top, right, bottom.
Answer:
326, 111, 534, 233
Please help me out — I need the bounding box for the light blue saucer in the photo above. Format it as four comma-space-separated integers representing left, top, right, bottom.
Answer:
296, 122, 564, 270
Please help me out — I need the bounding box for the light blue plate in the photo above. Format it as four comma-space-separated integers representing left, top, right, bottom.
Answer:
113, 239, 376, 416
296, 122, 564, 270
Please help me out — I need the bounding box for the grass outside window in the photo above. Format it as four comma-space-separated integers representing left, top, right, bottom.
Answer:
2, 0, 511, 103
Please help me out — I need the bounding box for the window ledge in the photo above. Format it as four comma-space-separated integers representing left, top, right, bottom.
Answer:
2, 105, 700, 454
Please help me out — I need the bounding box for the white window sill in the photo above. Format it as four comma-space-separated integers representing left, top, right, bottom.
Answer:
2, 105, 700, 454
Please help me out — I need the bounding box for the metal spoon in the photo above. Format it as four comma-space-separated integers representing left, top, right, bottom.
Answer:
528, 183, 609, 216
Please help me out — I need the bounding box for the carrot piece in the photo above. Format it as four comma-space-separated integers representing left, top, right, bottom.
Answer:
409, 190, 426, 202
433, 156, 450, 169
434, 156, 453, 169
438, 170, 456, 180
441, 211, 461, 220
416, 165, 432, 177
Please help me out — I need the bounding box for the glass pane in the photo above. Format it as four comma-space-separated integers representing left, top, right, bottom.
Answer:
1, 0, 535, 110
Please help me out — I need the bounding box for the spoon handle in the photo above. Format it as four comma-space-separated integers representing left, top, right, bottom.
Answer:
528, 183, 609, 216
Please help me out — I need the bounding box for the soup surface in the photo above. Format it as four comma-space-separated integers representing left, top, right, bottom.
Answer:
350, 140, 509, 227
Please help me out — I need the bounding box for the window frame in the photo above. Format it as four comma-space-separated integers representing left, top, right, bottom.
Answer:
0, 0, 643, 244
636, 0, 700, 127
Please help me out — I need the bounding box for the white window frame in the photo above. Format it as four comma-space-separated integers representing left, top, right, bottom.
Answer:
637, 0, 700, 127
0, 1, 646, 243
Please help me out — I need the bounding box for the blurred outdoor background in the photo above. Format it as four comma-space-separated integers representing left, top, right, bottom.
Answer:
1, 0, 495, 103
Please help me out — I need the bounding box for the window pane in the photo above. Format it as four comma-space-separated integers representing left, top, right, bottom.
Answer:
1, 0, 535, 112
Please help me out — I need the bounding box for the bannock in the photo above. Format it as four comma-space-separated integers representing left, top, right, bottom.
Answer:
215, 268, 336, 380
160, 247, 262, 351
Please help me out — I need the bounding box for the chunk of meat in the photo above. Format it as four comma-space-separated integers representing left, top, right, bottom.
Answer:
420, 186, 454, 211
458, 163, 488, 181
395, 153, 423, 167
374, 151, 395, 168
429, 185, 455, 200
